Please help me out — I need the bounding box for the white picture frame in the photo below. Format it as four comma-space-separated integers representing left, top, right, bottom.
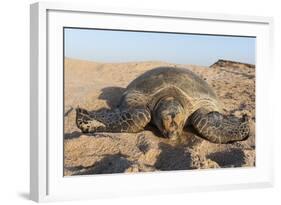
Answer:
30, 2, 274, 202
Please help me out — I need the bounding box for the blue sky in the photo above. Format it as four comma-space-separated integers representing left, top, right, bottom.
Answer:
64, 28, 255, 66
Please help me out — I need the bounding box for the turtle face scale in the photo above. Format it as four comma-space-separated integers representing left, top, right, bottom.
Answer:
153, 97, 186, 140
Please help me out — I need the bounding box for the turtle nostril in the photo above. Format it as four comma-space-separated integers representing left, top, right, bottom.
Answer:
171, 113, 175, 118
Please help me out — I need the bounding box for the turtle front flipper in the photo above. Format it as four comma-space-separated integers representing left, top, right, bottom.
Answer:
190, 108, 250, 144
76, 107, 151, 133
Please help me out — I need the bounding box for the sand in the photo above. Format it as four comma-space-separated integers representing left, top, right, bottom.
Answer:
64, 58, 255, 176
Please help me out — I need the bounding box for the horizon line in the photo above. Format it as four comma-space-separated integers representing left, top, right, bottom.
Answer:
64, 56, 256, 67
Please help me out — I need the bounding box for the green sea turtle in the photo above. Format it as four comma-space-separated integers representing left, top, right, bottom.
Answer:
76, 67, 250, 143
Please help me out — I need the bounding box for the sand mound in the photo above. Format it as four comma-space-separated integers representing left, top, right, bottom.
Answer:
64, 58, 255, 176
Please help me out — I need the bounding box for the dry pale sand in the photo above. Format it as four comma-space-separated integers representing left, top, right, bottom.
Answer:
64, 58, 255, 176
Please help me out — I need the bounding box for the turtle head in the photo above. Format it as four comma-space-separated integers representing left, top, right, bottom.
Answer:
153, 97, 186, 140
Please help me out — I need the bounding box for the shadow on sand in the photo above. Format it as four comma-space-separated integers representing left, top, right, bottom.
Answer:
207, 148, 245, 167
98, 86, 126, 108
65, 154, 132, 175
64, 131, 84, 140
155, 142, 193, 171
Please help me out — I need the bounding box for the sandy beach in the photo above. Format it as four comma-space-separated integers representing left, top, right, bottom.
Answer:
63, 58, 255, 176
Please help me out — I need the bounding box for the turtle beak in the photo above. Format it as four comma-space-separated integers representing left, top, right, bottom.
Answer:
162, 130, 169, 138
168, 132, 179, 140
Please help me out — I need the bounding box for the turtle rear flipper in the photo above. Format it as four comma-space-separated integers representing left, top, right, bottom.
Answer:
190, 108, 250, 144
76, 107, 151, 133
